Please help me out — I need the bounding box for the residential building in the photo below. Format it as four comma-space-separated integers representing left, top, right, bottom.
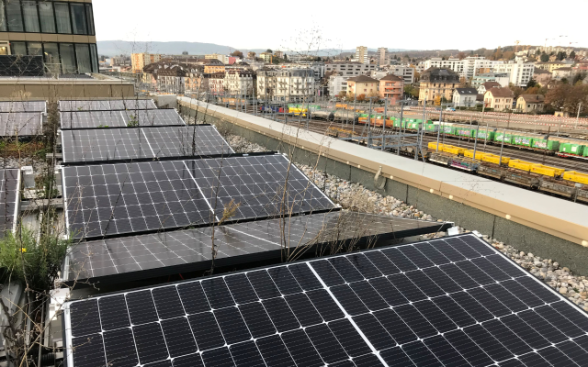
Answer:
274, 51, 284, 58
516, 94, 544, 113
132, 53, 162, 73
383, 65, 415, 84
346, 75, 379, 98
325, 62, 377, 77
259, 52, 273, 63
535, 61, 570, 73
493, 60, 534, 87
284, 62, 325, 78
328, 75, 351, 97
257, 68, 315, 102
355, 46, 368, 64
377, 47, 387, 65
423, 58, 464, 76
224, 70, 255, 96
206, 72, 226, 95
0, 0, 99, 74
452, 88, 478, 107
483, 87, 513, 111
477, 81, 501, 95
552, 67, 574, 81
157, 66, 187, 93
378, 74, 403, 104
205, 53, 229, 64
472, 73, 509, 89
418, 68, 460, 105
203, 59, 225, 74
533, 68, 552, 86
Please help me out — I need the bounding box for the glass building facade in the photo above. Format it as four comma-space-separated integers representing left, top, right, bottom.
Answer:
0, 0, 98, 74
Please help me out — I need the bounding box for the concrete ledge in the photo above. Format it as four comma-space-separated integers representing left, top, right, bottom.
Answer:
179, 97, 588, 275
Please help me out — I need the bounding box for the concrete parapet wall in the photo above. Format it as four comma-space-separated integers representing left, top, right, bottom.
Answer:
178, 97, 588, 275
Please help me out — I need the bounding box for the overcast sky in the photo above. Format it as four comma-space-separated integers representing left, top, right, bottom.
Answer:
94, 0, 588, 51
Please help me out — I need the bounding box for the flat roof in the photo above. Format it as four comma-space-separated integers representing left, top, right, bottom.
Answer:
180, 97, 588, 246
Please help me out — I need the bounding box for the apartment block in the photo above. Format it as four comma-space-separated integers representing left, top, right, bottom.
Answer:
325, 62, 376, 77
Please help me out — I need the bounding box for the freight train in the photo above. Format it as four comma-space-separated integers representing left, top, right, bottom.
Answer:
426, 142, 588, 204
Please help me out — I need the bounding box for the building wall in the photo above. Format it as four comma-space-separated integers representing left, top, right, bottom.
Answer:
355, 46, 368, 64
132, 53, 161, 73
0, 0, 99, 74
484, 91, 512, 111
379, 79, 403, 104
328, 76, 350, 97
452, 91, 477, 107
0, 78, 135, 99
325, 63, 376, 77
419, 81, 456, 104
347, 80, 378, 98
516, 97, 544, 113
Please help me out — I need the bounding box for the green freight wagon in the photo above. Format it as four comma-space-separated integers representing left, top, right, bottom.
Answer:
424, 123, 438, 132
495, 131, 513, 144
531, 138, 559, 152
407, 122, 422, 130
476, 129, 495, 141
560, 143, 585, 156
441, 125, 456, 134
512, 135, 533, 147
455, 126, 475, 138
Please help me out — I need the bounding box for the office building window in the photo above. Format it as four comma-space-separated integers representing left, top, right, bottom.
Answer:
70, 3, 87, 35
38, 2, 56, 33
90, 43, 98, 72
22, 1, 40, 32
11, 41, 26, 55
0, 0, 6, 31
55, 2, 71, 34
60, 43, 76, 74
43, 42, 59, 65
6, 0, 23, 32
85, 4, 95, 35
75, 43, 90, 73
27, 41, 42, 55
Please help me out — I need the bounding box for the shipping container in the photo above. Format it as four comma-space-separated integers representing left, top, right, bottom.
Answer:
495, 131, 513, 144
442, 145, 465, 155
508, 159, 534, 172
476, 129, 495, 141
530, 164, 565, 178
424, 123, 438, 132
563, 171, 588, 185
464, 150, 487, 160
481, 154, 510, 166
455, 127, 475, 138
441, 125, 456, 134
512, 135, 533, 147
560, 143, 585, 156
428, 142, 445, 151
531, 139, 559, 152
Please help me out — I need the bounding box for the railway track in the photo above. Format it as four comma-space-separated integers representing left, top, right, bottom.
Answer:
221, 106, 588, 173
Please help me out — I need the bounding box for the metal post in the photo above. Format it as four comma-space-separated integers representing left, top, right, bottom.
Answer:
436, 104, 442, 152
416, 99, 426, 160
382, 99, 387, 151
367, 98, 373, 148
576, 102, 582, 129
398, 101, 404, 156
499, 134, 505, 167
352, 96, 357, 135
306, 99, 310, 131
473, 124, 480, 159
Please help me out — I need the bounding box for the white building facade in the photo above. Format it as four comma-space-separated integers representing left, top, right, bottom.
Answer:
257, 69, 316, 102
325, 62, 377, 77
328, 76, 351, 96
493, 60, 535, 87
224, 70, 255, 96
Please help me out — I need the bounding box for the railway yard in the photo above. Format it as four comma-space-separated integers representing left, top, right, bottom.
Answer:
215, 101, 588, 204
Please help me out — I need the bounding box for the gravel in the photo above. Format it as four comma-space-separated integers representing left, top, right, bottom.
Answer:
226, 133, 588, 312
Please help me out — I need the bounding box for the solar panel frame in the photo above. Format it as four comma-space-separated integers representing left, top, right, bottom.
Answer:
0, 101, 46, 113
60, 109, 185, 129
0, 169, 20, 235
58, 99, 157, 112
61, 154, 337, 239
61, 212, 452, 284
0, 113, 43, 137
61, 125, 235, 164
63, 233, 588, 367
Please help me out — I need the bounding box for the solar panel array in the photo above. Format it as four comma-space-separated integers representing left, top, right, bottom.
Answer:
0, 169, 20, 235
62, 154, 336, 239
60, 109, 185, 129
0, 101, 46, 113
59, 99, 157, 112
62, 212, 450, 283
0, 113, 43, 136
61, 126, 234, 163
64, 233, 588, 367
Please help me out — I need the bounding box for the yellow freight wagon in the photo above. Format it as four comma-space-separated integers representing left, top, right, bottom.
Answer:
531, 164, 565, 178
442, 145, 465, 155
563, 171, 588, 185
428, 142, 445, 151
481, 154, 510, 166
464, 150, 487, 160
509, 159, 534, 172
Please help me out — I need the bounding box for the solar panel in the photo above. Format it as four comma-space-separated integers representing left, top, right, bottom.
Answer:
121, 109, 185, 127
60, 111, 125, 129
63, 233, 588, 367
0, 101, 46, 113
62, 154, 336, 239
0, 169, 20, 235
60, 110, 185, 129
62, 212, 452, 284
0, 113, 43, 136
61, 126, 234, 163
59, 99, 157, 112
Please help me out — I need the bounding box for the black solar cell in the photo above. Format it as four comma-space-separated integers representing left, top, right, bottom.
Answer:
64, 233, 588, 367
0, 113, 43, 136
61, 126, 234, 163
59, 109, 185, 129
0, 101, 46, 113
59, 99, 157, 112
